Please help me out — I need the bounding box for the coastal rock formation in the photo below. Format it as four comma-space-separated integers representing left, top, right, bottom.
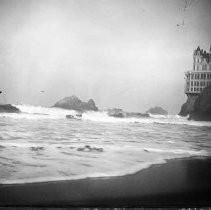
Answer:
178, 96, 198, 116
107, 108, 125, 118
126, 112, 149, 118
179, 86, 211, 121
53, 95, 98, 111
107, 108, 150, 118
0, 104, 20, 113
189, 86, 211, 121
146, 106, 168, 115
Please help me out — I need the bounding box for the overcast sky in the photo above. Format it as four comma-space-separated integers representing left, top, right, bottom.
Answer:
0, 0, 211, 113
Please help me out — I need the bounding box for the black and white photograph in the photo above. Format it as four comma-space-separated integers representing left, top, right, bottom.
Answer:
0, 0, 211, 207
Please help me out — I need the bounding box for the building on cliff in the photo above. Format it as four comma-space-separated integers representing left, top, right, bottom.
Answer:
185, 46, 211, 96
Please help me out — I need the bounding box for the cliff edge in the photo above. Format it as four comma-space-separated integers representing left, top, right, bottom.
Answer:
178, 96, 198, 117
179, 86, 211, 121
189, 86, 211, 121
53, 95, 98, 111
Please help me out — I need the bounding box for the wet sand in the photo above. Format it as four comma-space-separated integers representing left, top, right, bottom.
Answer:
0, 157, 211, 207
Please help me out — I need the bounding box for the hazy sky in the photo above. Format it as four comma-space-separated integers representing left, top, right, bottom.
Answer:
0, 0, 211, 113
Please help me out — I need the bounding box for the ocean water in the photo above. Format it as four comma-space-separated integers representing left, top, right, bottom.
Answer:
0, 104, 211, 184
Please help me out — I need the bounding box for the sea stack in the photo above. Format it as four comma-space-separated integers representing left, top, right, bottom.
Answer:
146, 106, 168, 115
53, 95, 98, 111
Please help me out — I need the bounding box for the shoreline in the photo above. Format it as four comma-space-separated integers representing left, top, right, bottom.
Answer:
1, 156, 211, 207
0, 156, 207, 185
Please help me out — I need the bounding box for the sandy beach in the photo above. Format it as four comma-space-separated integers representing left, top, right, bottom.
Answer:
0, 157, 211, 207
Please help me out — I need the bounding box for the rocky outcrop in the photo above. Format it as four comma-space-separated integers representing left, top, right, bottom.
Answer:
189, 86, 211, 121
179, 86, 211, 121
146, 106, 168, 115
107, 108, 126, 118
107, 108, 150, 118
179, 96, 198, 116
53, 95, 98, 111
126, 112, 149, 118
0, 104, 20, 113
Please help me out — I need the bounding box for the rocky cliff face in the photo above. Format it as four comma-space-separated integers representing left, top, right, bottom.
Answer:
179, 96, 198, 116
146, 106, 168, 115
189, 86, 211, 121
0, 104, 20, 113
53, 95, 98, 111
179, 86, 211, 121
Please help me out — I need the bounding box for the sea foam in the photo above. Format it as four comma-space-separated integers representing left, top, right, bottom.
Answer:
0, 104, 210, 127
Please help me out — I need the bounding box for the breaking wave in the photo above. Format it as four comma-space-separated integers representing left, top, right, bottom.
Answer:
1, 104, 211, 184
0, 104, 210, 127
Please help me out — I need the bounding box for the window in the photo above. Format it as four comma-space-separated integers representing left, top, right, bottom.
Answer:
191, 88, 193, 91
191, 81, 193, 86
191, 74, 194, 79
202, 64, 208, 71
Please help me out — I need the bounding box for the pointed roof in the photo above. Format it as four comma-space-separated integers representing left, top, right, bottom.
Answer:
196, 46, 200, 51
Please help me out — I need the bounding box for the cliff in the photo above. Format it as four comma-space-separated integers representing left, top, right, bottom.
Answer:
0, 104, 20, 113
189, 86, 211, 121
179, 86, 211, 121
146, 106, 168, 115
53, 96, 98, 111
178, 96, 198, 116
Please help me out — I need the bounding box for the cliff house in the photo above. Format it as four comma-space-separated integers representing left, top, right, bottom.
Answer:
185, 46, 211, 96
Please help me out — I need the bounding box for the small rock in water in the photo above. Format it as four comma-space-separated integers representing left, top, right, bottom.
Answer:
30, 146, 44, 151
77, 145, 104, 152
